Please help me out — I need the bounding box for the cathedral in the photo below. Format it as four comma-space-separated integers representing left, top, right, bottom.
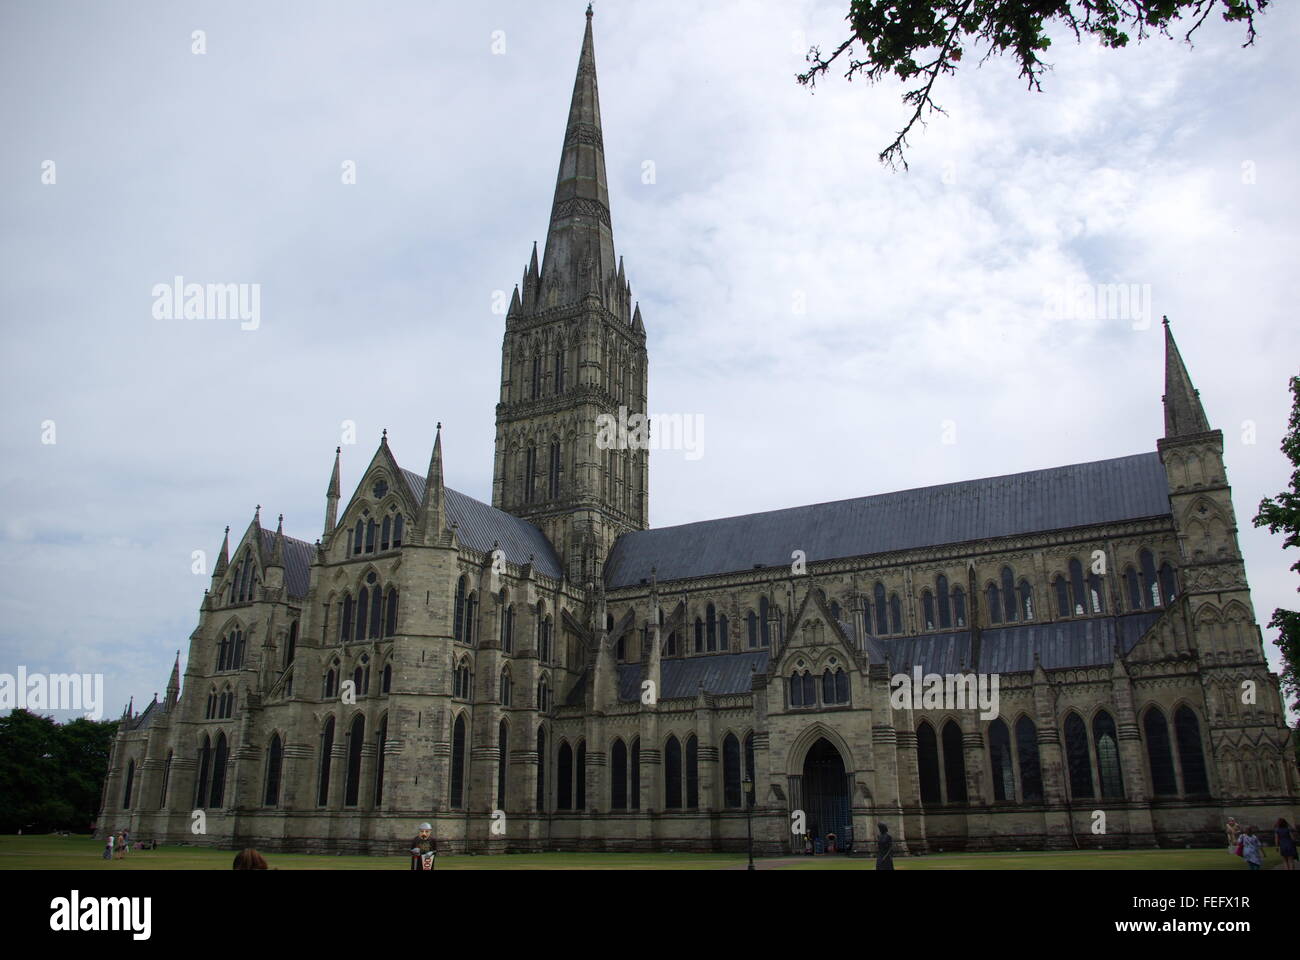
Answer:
99, 9, 1298, 856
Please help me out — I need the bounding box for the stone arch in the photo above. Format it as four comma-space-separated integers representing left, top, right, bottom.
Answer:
787, 721, 854, 776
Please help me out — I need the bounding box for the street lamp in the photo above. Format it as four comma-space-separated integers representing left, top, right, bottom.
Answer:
743, 774, 755, 871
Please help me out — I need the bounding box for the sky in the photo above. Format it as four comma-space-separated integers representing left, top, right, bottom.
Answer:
1, 0, 1296, 722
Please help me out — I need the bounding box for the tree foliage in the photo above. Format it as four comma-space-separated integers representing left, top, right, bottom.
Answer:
799, 1, 1270, 168
1253, 374, 1300, 718
0, 710, 118, 833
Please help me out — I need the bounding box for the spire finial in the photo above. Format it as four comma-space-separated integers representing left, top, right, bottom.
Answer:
381, 428, 388, 443
586, 2, 593, 18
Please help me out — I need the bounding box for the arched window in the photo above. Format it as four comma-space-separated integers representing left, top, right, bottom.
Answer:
195, 735, 211, 808
664, 735, 682, 809
341, 593, 353, 643
917, 722, 941, 805
353, 666, 364, 697
1015, 716, 1043, 801
953, 587, 966, 627
1054, 575, 1070, 617
1125, 567, 1142, 611
1087, 572, 1106, 613
531, 353, 542, 399
611, 738, 628, 809
988, 719, 1014, 802
631, 738, 641, 810
829, 600, 841, 622
723, 733, 741, 808
231, 630, 245, 669
381, 515, 391, 551
1069, 558, 1088, 615
790, 671, 805, 707
122, 759, 135, 809
922, 590, 936, 630
537, 676, 550, 713
365, 518, 376, 553
1093, 711, 1124, 798
760, 596, 772, 646
210, 731, 228, 808
453, 576, 467, 643
449, 713, 467, 809
746, 611, 758, 647
393, 513, 404, 547
822, 669, 836, 704
1018, 580, 1034, 621
694, 617, 704, 653
239, 552, 253, 602
374, 715, 388, 806
535, 726, 547, 811
1001, 567, 1017, 622
554, 348, 565, 394
706, 603, 717, 651
205, 687, 215, 719
874, 583, 888, 634
352, 519, 363, 556
545, 440, 560, 500
987, 583, 1002, 625
835, 669, 849, 704
496, 720, 507, 810
1063, 712, 1093, 799
941, 720, 967, 803
454, 659, 471, 700
344, 714, 365, 807
937, 575, 952, 629
889, 594, 902, 633
317, 718, 334, 806
1175, 705, 1210, 794
384, 588, 399, 637
1159, 563, 1178, 606
502, 601, 514, 653
1140, 549, 1160, 607
357, 586, 369, 641
802, 671, 816, 706
381, 663, 391, 694
1143, 706, 1177, 796
686, 735, 699, 808
369, 585, 382, 640
500, 667, 512, 706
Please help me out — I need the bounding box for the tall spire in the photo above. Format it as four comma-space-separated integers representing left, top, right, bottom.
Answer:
323, 446, 341, 543
541, 6, 616, 303
214, 526, 230, 577
421, 422, 447, 540
1162, 316, 1210, 438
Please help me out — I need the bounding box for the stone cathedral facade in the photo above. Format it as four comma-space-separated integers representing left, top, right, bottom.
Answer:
99, 10, 1298, 856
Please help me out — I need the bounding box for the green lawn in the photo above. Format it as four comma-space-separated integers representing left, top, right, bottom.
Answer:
0, 835, 1278, 870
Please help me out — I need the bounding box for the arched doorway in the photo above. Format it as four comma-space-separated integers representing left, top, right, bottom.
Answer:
796, 738, 850, 850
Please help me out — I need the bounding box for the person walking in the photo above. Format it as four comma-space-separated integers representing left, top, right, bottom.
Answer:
1240, 826, 1263, 871
1226, 817, 1242, 855
875, 823, 895, 871
1275, 818, 1297, 871
103, 832, 114, 861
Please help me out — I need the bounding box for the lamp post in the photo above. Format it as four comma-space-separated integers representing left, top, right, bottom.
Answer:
743, 774, 755, 871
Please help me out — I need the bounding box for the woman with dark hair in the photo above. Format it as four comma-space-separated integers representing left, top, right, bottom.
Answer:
232, 848, 269, 870
1275, 818, 1297, 871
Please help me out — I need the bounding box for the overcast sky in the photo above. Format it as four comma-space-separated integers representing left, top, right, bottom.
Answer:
2, 0, 1296, 722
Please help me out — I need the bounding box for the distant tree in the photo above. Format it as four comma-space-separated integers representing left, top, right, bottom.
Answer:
1253, 374, 1300, 717
0, 710, 118, 833
799, 1, 1271, 169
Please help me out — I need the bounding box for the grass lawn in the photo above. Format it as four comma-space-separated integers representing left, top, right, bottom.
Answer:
0, 835, 1280, 870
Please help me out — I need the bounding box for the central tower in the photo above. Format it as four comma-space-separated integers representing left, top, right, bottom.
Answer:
492, 7, 649, 584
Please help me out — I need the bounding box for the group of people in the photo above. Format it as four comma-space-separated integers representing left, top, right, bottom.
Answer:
101, 829, 131, 860
1226, 816, 1297, 870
